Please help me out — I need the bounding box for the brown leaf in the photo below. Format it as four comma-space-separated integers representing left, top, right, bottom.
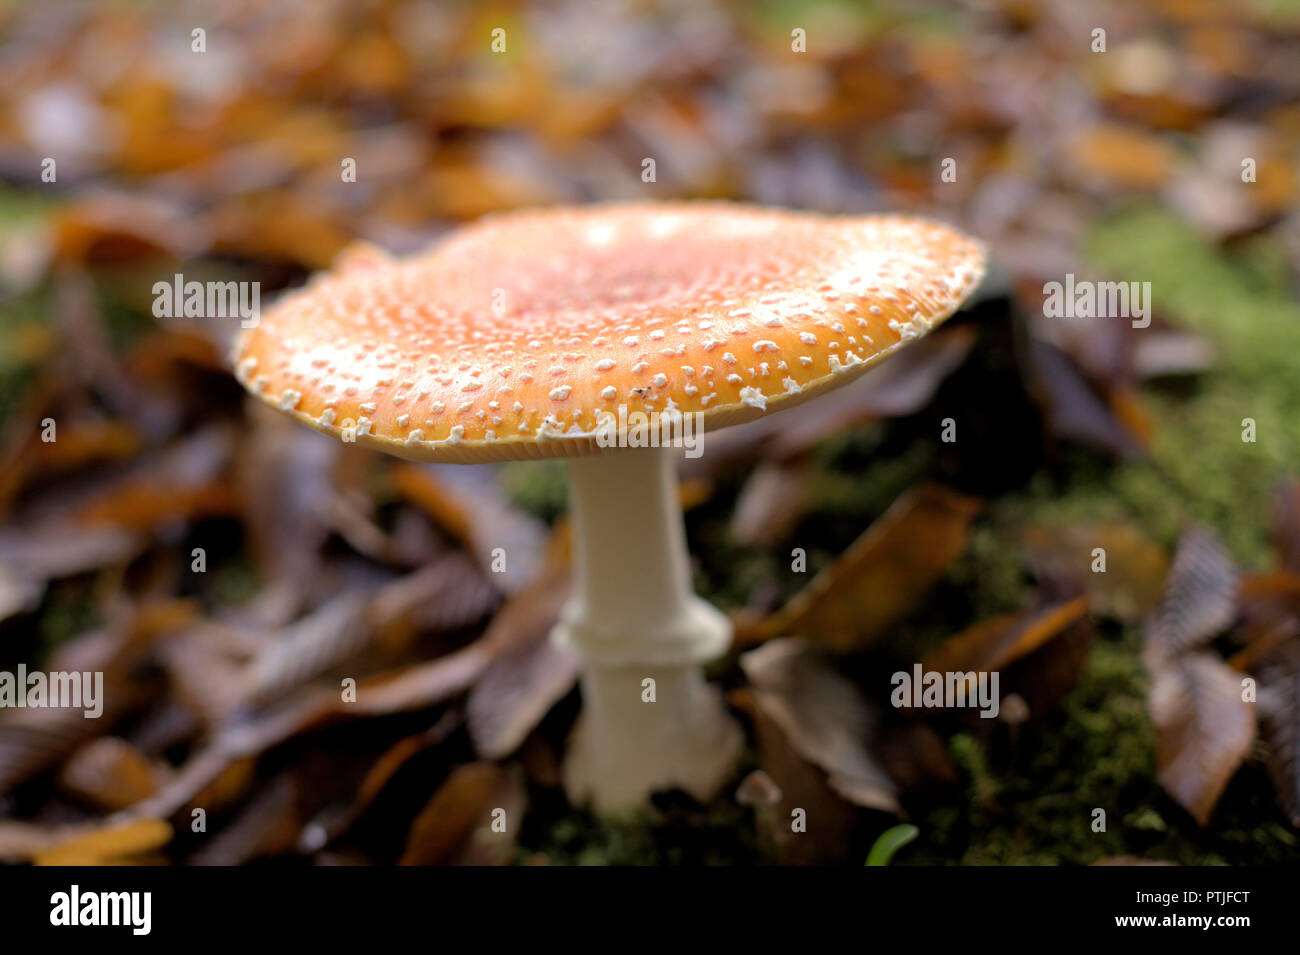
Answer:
33, 818, 173, 866
919, 597, 1090, 685
1226, 572, 1300, 671
878, 721, 957, 792
1019, 523, 1169, 622
75, 426, 240, 531
236, 405, 339, 624
1148, 653, 1256, 826
740, 638, 899, 813
398, 762, 503, 866
734, 692, 862, 865
1026, 339, 1143, 457
746, 484, 982, 652
1144, 526, 1238, 669
368, 551, 498, 644
450, 765, 528, 865
1255, 641, 1300, 827
189, 775, 301, 866
241, 592, 373, 707
58, 737, 168, 812
344, 712, 462, 830
466, 571, 578, 759
1068, 124, 1178, 192
0, 628, 152, 795
390, 463, 546, 595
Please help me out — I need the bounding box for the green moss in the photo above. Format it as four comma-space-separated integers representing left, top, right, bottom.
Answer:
518, 794, 759, 866
1084, 206, 1300, 564
500, 459, 569, 523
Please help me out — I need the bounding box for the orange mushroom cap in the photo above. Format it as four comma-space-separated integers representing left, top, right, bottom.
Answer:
232, 202, 986, 462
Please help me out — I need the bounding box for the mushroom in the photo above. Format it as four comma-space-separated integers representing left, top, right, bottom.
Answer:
232, 202, 986, 813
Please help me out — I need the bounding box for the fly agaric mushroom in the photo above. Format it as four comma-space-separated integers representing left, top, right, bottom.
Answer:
231, 202, 985, 812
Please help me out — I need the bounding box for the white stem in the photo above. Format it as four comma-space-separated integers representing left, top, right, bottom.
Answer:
554, 446, 743, 812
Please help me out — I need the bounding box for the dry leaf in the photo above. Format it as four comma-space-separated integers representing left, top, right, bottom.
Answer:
466, 568, 578, 760
1255, 641, 1300, 827
920, 596, 1090, 685
1019, 523, 1169, 622
58, 737, 168, 812
1144, 525, 1238, 668
747, 484, 982, 651
33, 818, 173, 866
399, 762, 503, 866
740, 638, 899, 814
1149, 653, 1256, 826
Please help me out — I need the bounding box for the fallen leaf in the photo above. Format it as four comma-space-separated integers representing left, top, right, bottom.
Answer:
740, 638, 899, 813
1019, 523, 1169, 622
746, 484, 982, 652
1255, 641, 1300, 827
390, 462, 546, 595
398, 762, 503, 865
920, 597, 1090, 682
1144, 525, 1238, 669
33, 818, 173, 866
466, 569, 578, 759
1148, 653, 1255, 826
58, 737, 168, 812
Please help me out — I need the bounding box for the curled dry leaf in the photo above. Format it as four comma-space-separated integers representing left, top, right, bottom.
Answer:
1026, 338, 1144, 458
451, 765, 528, 866
1226, 571, 1300, 672
190, 774, 301, 866
878, 721, 957, 793
744, 483, 982, 652
740, 638, 899, 814
241, 591, 373, 707
389, 462, 546, 595
0, 629, 150, 795
919, 596, 1090, 691
1143, 525, 1238, 669
466, 568, 578, 760
1255, 642, 1300, 827
398, 762, 504, 866
33, 818, 173, 866
314, 711, 464, 850
1148, 653, 1256, 826
368, 550, 499, 643
1018, 523, 1169, 622
57, 737, 169, 812
732, 689, 863, 865
237, 405, 339, 624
